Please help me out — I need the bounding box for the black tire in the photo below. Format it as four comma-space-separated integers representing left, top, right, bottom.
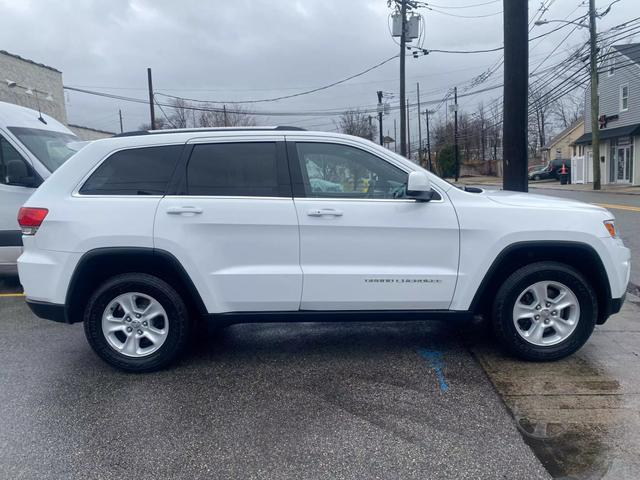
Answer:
533, 174, 541, 181
492, 261, 597, 361
84, 273, 192, 372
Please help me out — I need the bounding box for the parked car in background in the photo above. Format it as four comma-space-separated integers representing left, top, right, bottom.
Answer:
528, 165, 554, 181
17, 128, 630, 372
548, 158, 571, 180
0, 101, 82, 273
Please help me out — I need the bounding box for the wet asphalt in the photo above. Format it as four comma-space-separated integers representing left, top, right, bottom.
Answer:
0, 294, 549, 480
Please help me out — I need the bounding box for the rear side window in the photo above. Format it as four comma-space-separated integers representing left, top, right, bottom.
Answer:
80, 145, 182, 195
186, 142, 280, 196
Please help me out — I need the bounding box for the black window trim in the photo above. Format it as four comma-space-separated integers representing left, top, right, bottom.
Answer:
168, 140, 292, 198
74, 143, 186, 197
285, 139, 443, 202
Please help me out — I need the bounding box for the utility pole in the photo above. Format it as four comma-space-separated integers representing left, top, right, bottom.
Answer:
147, 68, 155, 130
223, 105, 228, 127
394, 118, 397, 153
502, 0, 529, 192
454, 87, 459, 181
406, 98, 411, 159
377, 91, 384, 145
118, 109, 123, 133
399, 0, 408, 157
425, 110, 432, 172
589, 0, 601, 190
417, 83, 422, 164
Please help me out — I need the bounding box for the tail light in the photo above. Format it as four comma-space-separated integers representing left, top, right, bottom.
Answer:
17, 207, 49, 235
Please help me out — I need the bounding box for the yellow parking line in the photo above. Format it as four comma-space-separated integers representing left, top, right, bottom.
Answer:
595, 202, 640, 213
0, 293, 25, 297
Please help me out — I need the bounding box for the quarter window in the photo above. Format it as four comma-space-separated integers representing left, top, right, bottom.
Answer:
79, 145, 182, 195
186, 142, 280, 196
295, 142, 409, 199
621, 84, 629, 111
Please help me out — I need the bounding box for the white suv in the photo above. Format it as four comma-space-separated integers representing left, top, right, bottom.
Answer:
17, 128, 631, 372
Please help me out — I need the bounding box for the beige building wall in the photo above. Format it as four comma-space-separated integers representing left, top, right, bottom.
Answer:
68, 125, 114, 141
543, 120, 584, 162
0, 50, 66, 123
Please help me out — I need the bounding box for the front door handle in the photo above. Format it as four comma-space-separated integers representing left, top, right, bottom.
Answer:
307, 208, 343, 217
166, 206, 203, 215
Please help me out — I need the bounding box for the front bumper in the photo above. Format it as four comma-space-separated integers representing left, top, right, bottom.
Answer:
598, 292, 626, 325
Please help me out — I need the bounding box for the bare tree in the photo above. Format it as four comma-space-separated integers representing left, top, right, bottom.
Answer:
169, 98, 191, 128
553, 90, 584, 129
197, 103, 256, 127
336, 110, 377, 140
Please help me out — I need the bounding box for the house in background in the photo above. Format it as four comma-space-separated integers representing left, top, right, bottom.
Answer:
0, 50, 113, 141
542, 119, 584, 165
573, 43, 640, 185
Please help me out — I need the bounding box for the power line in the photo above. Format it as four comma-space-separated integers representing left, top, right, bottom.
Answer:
425, 6, 502, 18
157, 54, 399, 105
425, 0, 501, 9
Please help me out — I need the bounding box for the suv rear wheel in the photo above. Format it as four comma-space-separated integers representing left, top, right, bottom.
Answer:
83, 273, 191, 372
492, 261, 597, 361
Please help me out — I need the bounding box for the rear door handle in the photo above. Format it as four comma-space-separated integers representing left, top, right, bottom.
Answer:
166, 206, 203, 215
307, 208, 343, 217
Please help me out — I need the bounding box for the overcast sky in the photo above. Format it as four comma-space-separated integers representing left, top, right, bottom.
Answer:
0, 0, 634, 140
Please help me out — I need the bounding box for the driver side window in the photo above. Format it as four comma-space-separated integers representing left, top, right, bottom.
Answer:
295, 142, 408, 199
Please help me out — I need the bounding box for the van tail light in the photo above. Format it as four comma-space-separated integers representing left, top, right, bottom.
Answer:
17, 207, 49, 235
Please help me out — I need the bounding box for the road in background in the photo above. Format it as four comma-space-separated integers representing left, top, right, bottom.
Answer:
529, 187, 640, 288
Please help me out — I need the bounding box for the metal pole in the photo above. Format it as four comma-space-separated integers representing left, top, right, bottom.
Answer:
417, 82, 422, 164
454, 87, 459, 181
426, 110, 432, 172
223, 105, 228, 127
147, 68, 155, 130
394, 119, 397, 153
377, 90, 384, 145
399, 0, 408, 157
407, 98, 411, 159
589, 0, 601, 190
502, 0, 529, 192
118, 109, 123, 133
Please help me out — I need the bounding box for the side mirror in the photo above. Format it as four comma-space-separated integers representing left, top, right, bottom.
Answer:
406, 171, 434, 201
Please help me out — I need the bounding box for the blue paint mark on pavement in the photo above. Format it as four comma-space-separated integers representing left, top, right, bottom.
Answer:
416, 348, 449, 392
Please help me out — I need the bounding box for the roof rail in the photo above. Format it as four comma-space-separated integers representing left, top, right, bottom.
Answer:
113, 126, 306, 138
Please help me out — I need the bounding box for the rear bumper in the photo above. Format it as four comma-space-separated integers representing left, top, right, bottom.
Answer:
26, 299, 68, 323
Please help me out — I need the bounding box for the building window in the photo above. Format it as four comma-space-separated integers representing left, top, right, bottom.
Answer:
620, 84, 629, 112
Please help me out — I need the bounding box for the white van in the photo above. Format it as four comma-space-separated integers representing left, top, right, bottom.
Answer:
0, 101, 81, 272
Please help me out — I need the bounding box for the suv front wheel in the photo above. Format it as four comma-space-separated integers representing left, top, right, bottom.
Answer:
492, 261, 598, 361
84, 273, 192, 372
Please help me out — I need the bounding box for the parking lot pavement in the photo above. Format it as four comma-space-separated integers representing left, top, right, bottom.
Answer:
470, 293, 640, 480
0, 296, 549, 480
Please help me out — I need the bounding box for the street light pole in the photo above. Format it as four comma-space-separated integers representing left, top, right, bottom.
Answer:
589, 0, 601, 190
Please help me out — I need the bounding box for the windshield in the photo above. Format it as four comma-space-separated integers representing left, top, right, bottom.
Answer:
7, 127, 81, 172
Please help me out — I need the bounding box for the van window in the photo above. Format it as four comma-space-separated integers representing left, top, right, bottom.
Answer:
0, 134, 39, 187
8, 127, 79, 172
186, 142, 280, 196
80, 145, 182, 195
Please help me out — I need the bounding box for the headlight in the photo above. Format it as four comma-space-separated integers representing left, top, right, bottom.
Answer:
603, 220, 618, 238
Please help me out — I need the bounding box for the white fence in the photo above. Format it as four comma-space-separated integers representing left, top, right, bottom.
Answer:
571, 155, 593, 184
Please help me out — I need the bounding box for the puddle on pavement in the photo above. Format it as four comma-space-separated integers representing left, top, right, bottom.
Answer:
462, 315, 640, 480
513, 409, 614, 479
